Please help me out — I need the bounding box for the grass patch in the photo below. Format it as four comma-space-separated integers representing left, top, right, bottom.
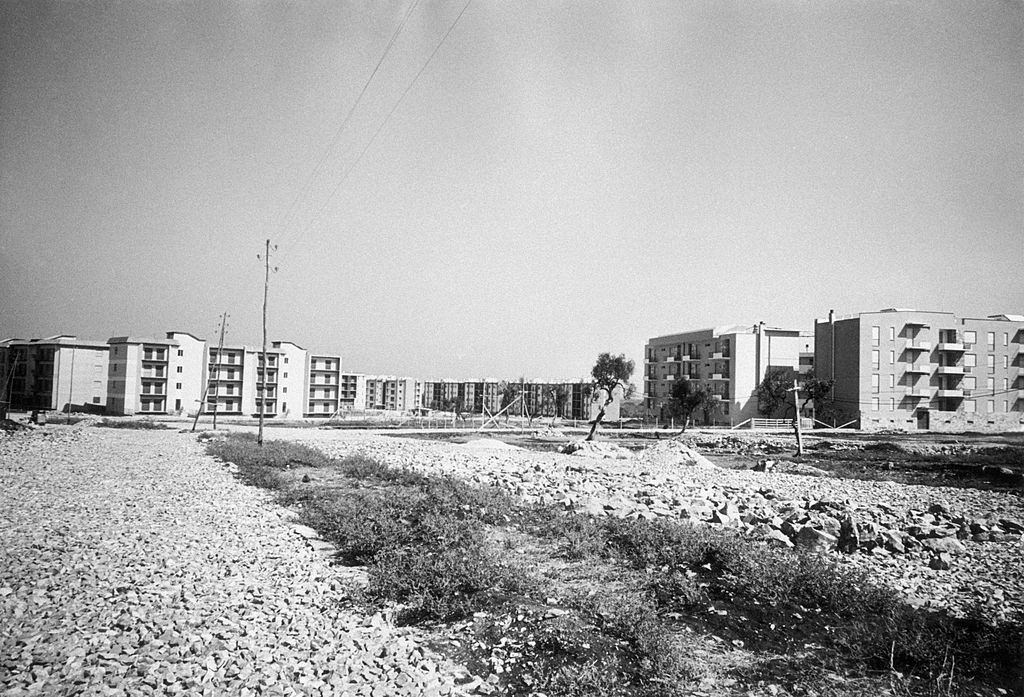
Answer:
207, 433, 1023, 696
94, 418, 171, 430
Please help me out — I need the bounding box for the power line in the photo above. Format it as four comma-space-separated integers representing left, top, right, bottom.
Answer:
282, 0, 476, 258
270, 0, 424, 248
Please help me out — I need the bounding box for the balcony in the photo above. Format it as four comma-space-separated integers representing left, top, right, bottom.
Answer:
665, 356, 676, 362
936, 366, 964, 375
711, 352, 730, 360
905, 341, 931, 352
665, 375, 675, 381
906, 387, 932, 398
904, 364, 932, 374
710, 373, 729, 381
937, 342, 965, 352
936, 389, 964, 398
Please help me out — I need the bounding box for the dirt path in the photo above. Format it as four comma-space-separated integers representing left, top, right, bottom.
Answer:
0, 427, 465, 697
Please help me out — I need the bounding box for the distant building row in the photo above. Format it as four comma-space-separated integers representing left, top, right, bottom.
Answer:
645, 309, 1024, 432
0, 333, 608, 421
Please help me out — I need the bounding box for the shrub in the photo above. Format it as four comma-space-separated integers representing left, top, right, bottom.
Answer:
369, 544, 510, 623
206, 433, 333, 470
95, 418, 170, 430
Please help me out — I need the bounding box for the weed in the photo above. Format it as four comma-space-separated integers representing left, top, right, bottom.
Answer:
94, 418, 171, 430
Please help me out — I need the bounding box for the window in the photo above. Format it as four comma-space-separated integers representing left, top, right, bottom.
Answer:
965, 354, 976, 368
888, 327, 895, 341
888, 350, 895, 364
1004, 378, 1009, 391
964, 331, 976, 346
964, 400, 975, 413
987, 400, 995, 413
283, 387, 287, 393
177, 350, 183, 357
987, 377, 994, 393
889, 398, 895, 410
1003, 333, 1009, 347
175, 383, 182, 390
987, 332, 995, 349
871, 397, 879, 411
92, 396, 100, 404
964, 376, 976, 391
871, 326, 880, 346
871, 350, 879, 368
872, 374, 880, 393
888, 374, 895, 389
1004, 401, 1009, 413
1003, 356, 1009, 369
988, 355, 995, 373
284, 357, 289, 364
176, 366, 183, 373
283, 372, 288, 378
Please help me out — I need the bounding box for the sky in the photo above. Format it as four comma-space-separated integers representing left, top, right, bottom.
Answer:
1, 0, 1021, 380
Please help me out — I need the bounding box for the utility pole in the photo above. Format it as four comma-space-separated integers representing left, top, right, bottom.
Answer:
193, 312, 228, 432
789, 381, 804, 456
257, 240, 277, 447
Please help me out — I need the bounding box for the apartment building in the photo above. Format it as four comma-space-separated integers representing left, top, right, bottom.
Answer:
106, 332, 205, 415
364, 376, 422, 412
303, 353, 367, 417
645, 324, 813, 425
815, 309, 1024, 432
204, 342, 307, 418
0, 336, 109, 412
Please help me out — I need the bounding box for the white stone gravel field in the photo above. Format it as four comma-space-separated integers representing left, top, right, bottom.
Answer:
0, 427, 466, 697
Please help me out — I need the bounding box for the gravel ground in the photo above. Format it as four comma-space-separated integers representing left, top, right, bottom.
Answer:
268, 428, 1024, 619
0, 426, 469, 697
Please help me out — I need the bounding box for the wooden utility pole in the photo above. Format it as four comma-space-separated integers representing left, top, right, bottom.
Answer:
257, 240, 277, 447
193, 312, 228, 432
790, 381, 804, 456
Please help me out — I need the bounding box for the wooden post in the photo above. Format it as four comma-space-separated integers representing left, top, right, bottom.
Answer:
790, 382, 804, 456
257, 240, 276, 447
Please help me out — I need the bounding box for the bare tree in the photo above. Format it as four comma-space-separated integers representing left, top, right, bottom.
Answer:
585, 353, 634, 441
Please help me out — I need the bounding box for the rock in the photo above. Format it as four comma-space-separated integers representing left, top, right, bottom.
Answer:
765, 529, 794, 549
838, 514, 860, 554
919, 537, 966, 554
794, 527, 837, 553
999, 518, 1024, 534
929, 553, 952, 571
880, 530, 905, 554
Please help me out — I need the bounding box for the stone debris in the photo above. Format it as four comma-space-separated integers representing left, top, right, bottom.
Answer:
460, 438, 523, 451
558, 439, 632, 459
283, 429, 1024, 619
0, 427, 470, 696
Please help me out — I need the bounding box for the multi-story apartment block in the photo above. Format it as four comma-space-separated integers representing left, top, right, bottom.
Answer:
645, 324, 813, 425
0, 336, 109, 412
302, 353, 366, 417
107, 332, 205, 415
305, 354, 341, 417
266, 341, 306, 419
815, 309, 1024, 432
204, 344, 249, 416
204, 342, 308, 418
364, 376, 422, 412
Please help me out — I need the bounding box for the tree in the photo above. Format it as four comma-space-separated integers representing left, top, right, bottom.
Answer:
550, 385, 569, 426
756, 368, 794, 417
498, 380, 520, 423
797, 373, 835, 420
667, 379, 711, 433
585, 353, 635, 441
